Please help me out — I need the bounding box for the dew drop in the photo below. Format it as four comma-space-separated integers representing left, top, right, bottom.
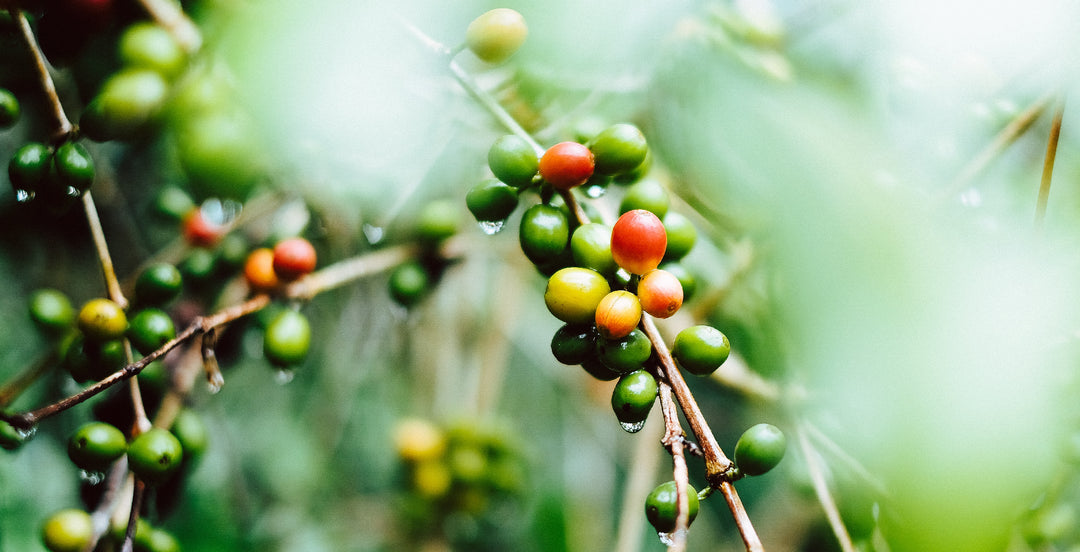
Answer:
477, 220, 505, 235
274, 368, 295, 385
14, 189, 34, 203
14, 425, 36, 440
206, 373, 224, 394
362, 224, 385, 244
619, 420, 646, 433
585, 183, 607, 198
79, 469, 106, 485
658, 532, 675, 546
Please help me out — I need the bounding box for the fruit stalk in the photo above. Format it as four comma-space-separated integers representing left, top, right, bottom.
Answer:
10, 8, 73, 140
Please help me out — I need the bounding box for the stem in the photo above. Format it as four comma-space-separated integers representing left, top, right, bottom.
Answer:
559, 189, 591, 227
796, 421, 856, 552
0, 351, 56, 407
119, 479, 147, 552
137, 0, 202, 54
123, 340, 152, 434
656, 377, 691, 552
83, 193, 129, 309
449, 60, 545, 155
1035, 98, 1065, 228
11, 8, 72, 141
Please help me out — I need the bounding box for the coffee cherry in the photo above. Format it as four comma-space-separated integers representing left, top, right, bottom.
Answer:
63, 335, 125, 383
466, 178, 519, 223
637, 269, 683, 319
135, 263, 183, 306
611, 369, 658, 426
140, 527, 181, 552
539, 142, 595, 190
263, 310, 311, 367
520, 203, 570, 265
52, 141, 94, 194
272, 237, 317, 281
580, 358, 622, 381
28, 288, 75, 334
619, 178, 669, 219
244, 248, 280, 291
182, 207, 226, 247
41, 509, 93, 552
416, 200, 460, 243
127, 308, 176, 355
119, 22, 186, 80
672, 325, 730, 376
127, 427, 183, 485
594, 290, 642, 340
0, 420, 27, 450
611, 209, 666, 275
488, 135, 538, 187
645, 480, 700, 533
170, 408, 208, 462
77, 298, 127, 342
394, 418, 446, 462
734, 423, 787, 476
179, 247, 218, 283
544, 267, 610, 325
661, 211, 697, 261
550, 323, 598, 365
80, 69, 169, 141
589, 123, 648, 176
0, 88, 19, 128
659, 262, 696, 302
8, 141, 51, 199
175, 112, 262, 201
570, 222, 616, 276
67, 421, 127, 472
389, 260, 432, 307
596, 328, 652, 373
465, 8, 528, 63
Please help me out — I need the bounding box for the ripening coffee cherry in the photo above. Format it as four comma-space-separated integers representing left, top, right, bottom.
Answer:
645, 480, 700, 533
570, 222, 616, 276
672, 325, 730, 376
550, 324, 598, 365
77, 298, 127, 342
28, 288, 76, 335
389, 260, 432, 307
272, 237, 317, 281
8, 142, 51, 200
67, 421, 127, 472
263, 310, 311, 367
544, 267, 611, 325
52, 141, 94, 194
466, 178, 519, 223
588, 123, 648, 176
394, 418, 447, 462
127, 308, 176, 355
661, 211, 697, 261
596, 328, 652, 373
637, 269, 683, 319
182, 207, 226, 247
488, 135, 539, 187
594, 290, 642, 340
41, 509, 93, 552
465, 8, 528, 63
520, 203, 570, 265
659, 262, 696, 302
539, 142, 595, 190
611, 209, 667, 275
619, 178, 669, 219
119, 22, 186, 80
0, 88, 20, 128
611, 369, 658, 426
244, 248, 280, 291
127, 427, 183, 485
734, 423, 787, 476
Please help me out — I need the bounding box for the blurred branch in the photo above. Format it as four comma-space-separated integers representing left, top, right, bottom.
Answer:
0, 351, 55, 408
796, 420, 855, 552
10, 8, 72, 141
137, 0, 202, 53
1035, 97, 1065, 229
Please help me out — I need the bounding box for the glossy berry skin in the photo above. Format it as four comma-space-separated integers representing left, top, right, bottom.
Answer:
135, 263, 183, 306
539, 142, 595, 190
544, 267, 610, 325
28, 288, 75, 334
619, 178, 669, 219
77, 298, 127, 342
588, 123, 648, 175
570, 223, 616, 276
8, 142, 51, 197
550, 324, 598, 365
611, 369, 658, 424
466, 178, 519, 223
596, 328, 652, 373
659, 262, 696, 302
272, 237, 317, 281
661, 211, 697, 261
67, 421, 127, 472
611, 209, 667, 275
645, 480, 700, 533
119, 22, 186, 79
465, 8, 528, 63
0, 88, 19, 128
244, 248, 280, 291
488, 135, 538, 187
52, 141, 94, 193
127, 308, 176, 355
519, 204, 570, 265
263, 310, 311, 367
41, 509, 93, 552
672, 325, 730, 376
127, 428, 183, 485
734, 423, 787, 476
594, 290, 642, 340
580, 358, 621, 381
637, 269, 684, 319
182, 207, 226, 247
389, 260, 431, 307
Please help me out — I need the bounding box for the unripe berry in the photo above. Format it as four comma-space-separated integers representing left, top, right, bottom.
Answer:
465, 8, 528, 63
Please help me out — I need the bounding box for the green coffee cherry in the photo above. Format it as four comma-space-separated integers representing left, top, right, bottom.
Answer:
127, 428, 184, 485
52, 141, 94, 194
389, 260, 432, 307
77, 298, 128, 343
520, 203, 569, 265
662, 211, 697, 261
466, 178, 518, 223
80, 69, 169, 141
8, 141, 51, 201
619, 178, 669, 219
596, 328, 652, 373
127, 308, 176, 355
135, 263, 183, 306
465, 8, 528, 63
672, 325, 730, 376
0, 420, 27, 450
580, 358, 621, 381
544, 267, 610, 325
170, 408, 208, 462
67, 421, 127, 472
734, 423, 787, 476
119, 22, 186, 80
263, 310, 311, 367
645, 480, 700, 533
0, 88, 19, 128
611, 369, 658, 429
550, 324, 598, 365
175, 112, 263, 201
487, 135, 538, 187
28, 288, 75, 334
416, 199, 460, 243
570, 222, 616, 276
588, 123, 648, 175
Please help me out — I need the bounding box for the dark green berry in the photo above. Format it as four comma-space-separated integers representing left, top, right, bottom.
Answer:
734, 423, 787, 476
135, 263, 183, 306
466, 178, 518, 223
8, 141, 51, 200
611, 369, 658, 427
179, 247, 218, 282
619, 178, 669, 219
67, 421, 127, 472
28, 288, 75, 334
580, 358, 621, 381
550, 324, 598, 365
672, 325, 730, 376
519, 203, 569, 265
127, 427, 183, 485
389, 260, 432, 307
66, 337, 126, 382
52, 141, 94, 193
596, 328, 653, 373
662, 211, 697, 261
588, 123, 648, 176
263, 310, 311, 367
127, 308, 176, 355
570, 222, 616, 276
487, 134, 539, 187
645, 480, 699, 533
0, 88, 19, 128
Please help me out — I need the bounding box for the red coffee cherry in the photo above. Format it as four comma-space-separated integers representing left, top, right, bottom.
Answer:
272, 237, 317, 281
594, 290, 642, 340
538, 142, 595, 190
636, 269, 683, 319
610, 209, 667, 275
181, 208, 225, 247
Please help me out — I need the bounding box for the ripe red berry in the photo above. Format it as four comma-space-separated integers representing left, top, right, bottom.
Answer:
538, 142, 595, 190
272, 237, 317, 281
181, 208, 225, 247
610, 209, 667, 275
637, 269, 683, 319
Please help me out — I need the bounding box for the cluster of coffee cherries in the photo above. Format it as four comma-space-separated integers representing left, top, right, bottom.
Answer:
392, 417, 527, 549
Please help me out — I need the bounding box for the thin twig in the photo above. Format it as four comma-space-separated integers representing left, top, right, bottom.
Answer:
0, 351, 56, 407
796, 420, 855, 552
119, 479, 147, 552
1035, 98, 1065, 229
83, 193, 129, 309
449, 59, 545, 155
10, 8, 72, 141
656, 377, 691, 552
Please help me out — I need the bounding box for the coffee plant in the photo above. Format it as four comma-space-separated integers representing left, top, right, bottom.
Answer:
3, 1, 1080, 551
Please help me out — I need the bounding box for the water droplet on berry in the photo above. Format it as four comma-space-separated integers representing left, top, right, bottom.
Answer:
79, 469, 106, 485
658, 531, 675, 546
14, 425, 36, 440
619, 420, 646, 433
477, 220, 505, 235
585, 183, 607, 198
13, 189, 34, 203
274, 368, 295, 385
362, 224, 385, 244
201, 198, 242, 226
